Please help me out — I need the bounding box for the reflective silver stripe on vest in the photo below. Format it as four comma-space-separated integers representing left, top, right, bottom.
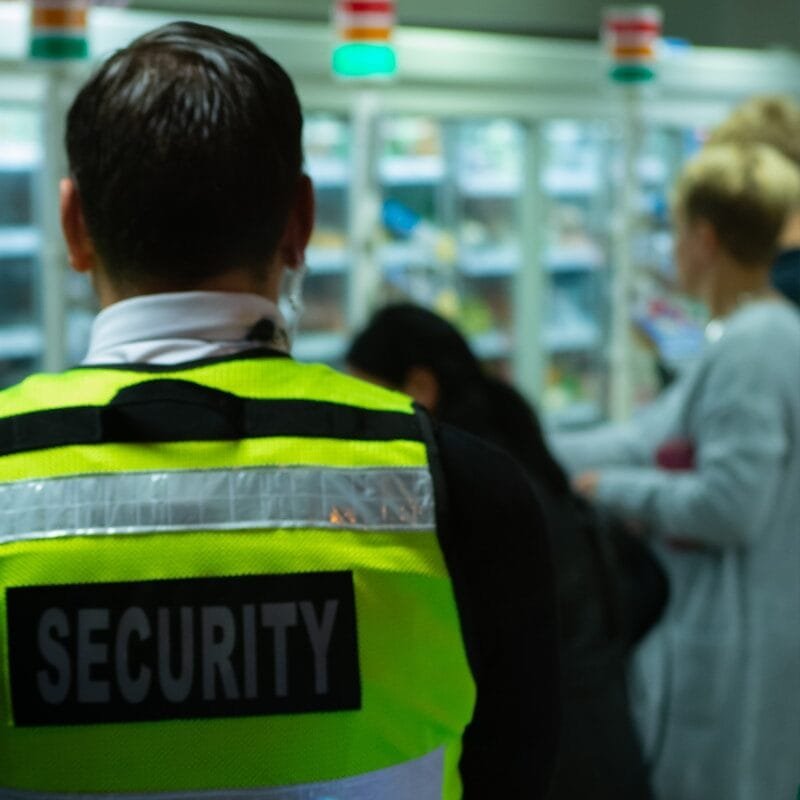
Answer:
0, 466, 435, 545
0, 747, 444, 800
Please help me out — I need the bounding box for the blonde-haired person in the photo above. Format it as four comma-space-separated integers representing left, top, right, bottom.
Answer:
707, 94, 800, 305
552, 143, 800, 800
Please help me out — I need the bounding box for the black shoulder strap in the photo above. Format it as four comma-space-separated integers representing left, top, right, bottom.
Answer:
0, 379, 424, 457
413, 403, 451, 544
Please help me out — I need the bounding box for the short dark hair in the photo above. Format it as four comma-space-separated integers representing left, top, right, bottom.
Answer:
66, 21, 303, 287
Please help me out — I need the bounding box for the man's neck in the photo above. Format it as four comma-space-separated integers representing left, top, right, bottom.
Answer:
93, 263, 280, 310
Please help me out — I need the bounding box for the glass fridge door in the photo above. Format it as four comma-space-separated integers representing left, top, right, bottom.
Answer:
629, 125, 706, 405
454, 119, 524, 379
376, 115, 454, 310
0, 106, 42, 388
540, 120, 611, 428
374, 114, 524, 377
295, 111, 352, 365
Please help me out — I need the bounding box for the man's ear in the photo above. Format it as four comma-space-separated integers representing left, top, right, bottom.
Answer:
60, 178, 97, 274
280, 174, 315, 268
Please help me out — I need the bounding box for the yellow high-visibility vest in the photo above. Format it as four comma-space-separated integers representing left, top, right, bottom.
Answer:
0, 355, 476, 799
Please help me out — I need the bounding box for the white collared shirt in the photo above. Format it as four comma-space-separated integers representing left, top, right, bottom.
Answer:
82, 291, 290, 365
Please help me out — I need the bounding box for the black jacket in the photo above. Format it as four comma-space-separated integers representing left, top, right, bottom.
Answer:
431, 381, 668, 800
772, 247, 800, 308
433, 424, 560, 798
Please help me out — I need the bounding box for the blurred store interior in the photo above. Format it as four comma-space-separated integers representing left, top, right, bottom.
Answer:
1, 0, 798, 427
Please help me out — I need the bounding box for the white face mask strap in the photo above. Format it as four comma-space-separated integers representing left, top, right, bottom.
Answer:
279, 261, 308, 348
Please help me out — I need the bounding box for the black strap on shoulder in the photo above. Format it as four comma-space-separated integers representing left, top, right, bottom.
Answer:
413, 403, 450, 537
0, 407, 105, 456
0, 379, 424, 457
101, 380, 248, 441
412, 407, 484, 682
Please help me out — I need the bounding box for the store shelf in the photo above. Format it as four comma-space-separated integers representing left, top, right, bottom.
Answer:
306, 246, 348, 275
379, 242, 431, 270
292, 332, 346, 364
306, 156, 349, 188
637, 155, 668, 185
459, 244, 520, 276
0, 323, 42, 360
457, 173, 521, 197
546, 401, 603, 429
541, 167, 598, 196
470, 329, 512, 360
545, 244, 603, 272
633, 315, 705, 366
544, 321, 601, 353
0, 226, 40, 258
379, 155, 445, 185
0, 142, 41, 171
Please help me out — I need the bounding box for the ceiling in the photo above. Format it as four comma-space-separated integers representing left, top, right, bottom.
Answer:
128, 0, 800, 51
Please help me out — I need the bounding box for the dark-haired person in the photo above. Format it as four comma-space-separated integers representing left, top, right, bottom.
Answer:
348, 303, 668, 800
554, 143, 800, 800
0, 22, 558, 800
347, 303, 575, 503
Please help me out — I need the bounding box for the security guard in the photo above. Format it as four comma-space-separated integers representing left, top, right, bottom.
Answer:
0, 22, 558, 799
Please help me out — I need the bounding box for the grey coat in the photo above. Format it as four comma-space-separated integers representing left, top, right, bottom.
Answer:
553, 300, 800, 800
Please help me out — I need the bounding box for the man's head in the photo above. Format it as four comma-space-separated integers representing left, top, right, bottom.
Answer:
63, 21, 312, 299
671, 142, 800, 295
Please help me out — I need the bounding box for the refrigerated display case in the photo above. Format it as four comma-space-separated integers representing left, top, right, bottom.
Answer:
376, 115, 453, 307
455, 119, 523, 376
0, 105, 43, 387
374, 115, 523, 378
539, 120, 611, 426
2, 2, 799, 425
295, 111, 352, 363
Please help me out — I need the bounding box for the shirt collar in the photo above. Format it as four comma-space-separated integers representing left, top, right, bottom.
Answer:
82, 291, 291, 365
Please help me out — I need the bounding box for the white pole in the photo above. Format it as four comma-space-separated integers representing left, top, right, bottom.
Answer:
40, 65, 71, 373
346, 89, 381, 333
513, 121, 545, 407
608, 84, 641, 422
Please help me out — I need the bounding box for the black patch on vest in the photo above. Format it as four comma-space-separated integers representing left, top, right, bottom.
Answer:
0, 380, 423, 457
7, 572, 361, 726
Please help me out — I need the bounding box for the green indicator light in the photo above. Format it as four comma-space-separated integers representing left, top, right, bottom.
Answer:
30, 35, 89, 60
609, 63, 656, 83
332, 43, 397, 79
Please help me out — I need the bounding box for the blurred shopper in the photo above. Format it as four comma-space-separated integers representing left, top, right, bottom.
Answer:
707, 94, 800, 305
0, 22, 559, 799
554, 143, 800, 800
348, 302, 669, 800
